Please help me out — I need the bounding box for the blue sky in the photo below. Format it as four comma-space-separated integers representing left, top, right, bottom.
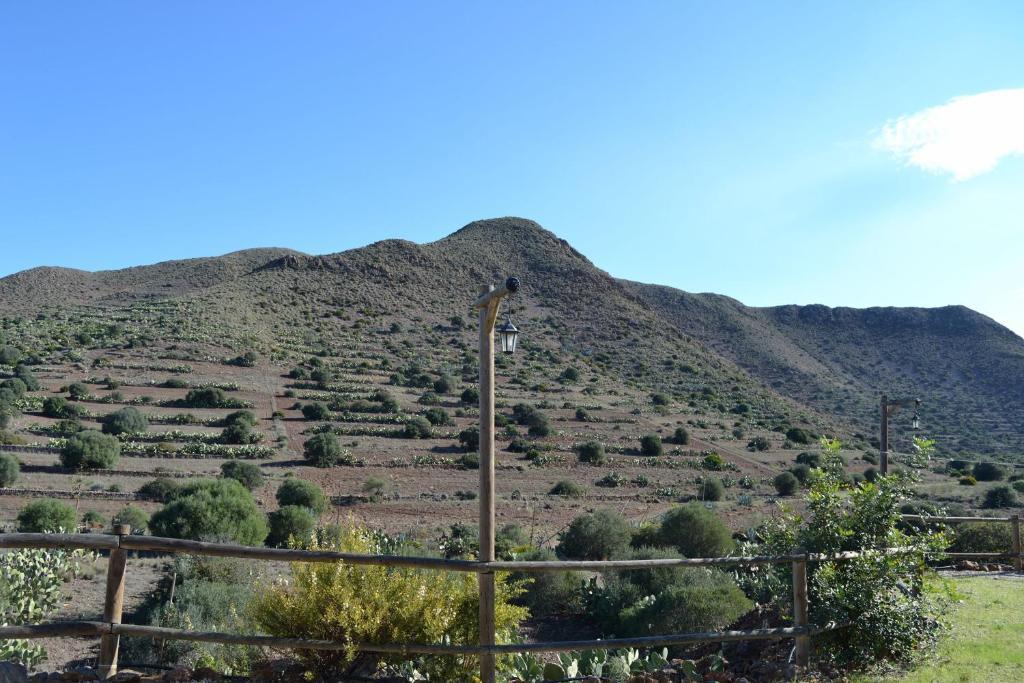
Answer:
2, 2, 1023, 336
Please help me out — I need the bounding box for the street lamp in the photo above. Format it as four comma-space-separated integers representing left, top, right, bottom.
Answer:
472, 275, 520, 683
880, 395, 920, 475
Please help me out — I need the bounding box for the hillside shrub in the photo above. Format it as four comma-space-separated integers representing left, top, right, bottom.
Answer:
433, 375, 455, 394
150, 479, 268, 545
557, 509, 631, 560
15, 366, 40, 392
184, 387, 226, 409
67, 382, 89, 400
959, 475, 977, 486
423, 408, 452, 426
949, 521, 1012, 553
221, 461, 264, 491
657, 503, 734, 558
640, 434, 662, 456
304, 433, 342, 467
102, 406, 149, 435
266, 505, 316, 548
796, 451, 822, 467
60, 430, 121, 470
747, 436, 770, 452
973, 462, 1006, 482
17, 499, 76, 532
0, 453, 19, 486
277, 478, 327, 514
696, 477, 724, 501
460, 387, 479, 405
560, 367, 581, 383
139, 477, 180, 502
403, 416, 433, 439
774, 471, 799, 496
983, 485, 1017, 509
673, 427, 690, 445
786, 427, 813, 445
301, 403, 331, 421
458, 426, 479, 452
0, 345, 22, 366
526, 412, 551, 438
43, 396, 77, 419
112, 505, 150, 533
508, 547, 587, 618
789, 463, 812, 485
549, 480, 584, 498
250, 524, 527, 680
576, 441, 606, 465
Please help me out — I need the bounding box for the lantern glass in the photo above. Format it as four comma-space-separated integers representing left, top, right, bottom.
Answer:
497, 319, 519, 354
911, 414, 920, 430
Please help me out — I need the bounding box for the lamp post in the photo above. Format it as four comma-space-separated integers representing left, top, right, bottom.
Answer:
473, 276, 520, 683
880, 395, 920, 475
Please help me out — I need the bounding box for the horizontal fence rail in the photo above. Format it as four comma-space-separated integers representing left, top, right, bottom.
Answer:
0, 513, 1018, 679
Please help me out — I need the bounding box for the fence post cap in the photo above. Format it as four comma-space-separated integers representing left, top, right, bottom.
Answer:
113, 524, 131, 536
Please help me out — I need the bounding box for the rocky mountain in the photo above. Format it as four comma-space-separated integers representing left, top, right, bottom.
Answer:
2, 217, 1021, 454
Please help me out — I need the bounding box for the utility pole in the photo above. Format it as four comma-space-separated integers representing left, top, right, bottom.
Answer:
880, 395, 920, 475
473, 277, 520, 683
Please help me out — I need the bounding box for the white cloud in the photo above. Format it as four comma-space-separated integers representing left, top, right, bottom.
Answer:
875, 88, 1024, 181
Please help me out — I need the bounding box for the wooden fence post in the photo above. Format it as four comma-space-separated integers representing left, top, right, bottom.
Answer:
791, 552, 810, 669
1012, 515, 1022, 573
477, 285, 498, 683
98, 524, 130, 679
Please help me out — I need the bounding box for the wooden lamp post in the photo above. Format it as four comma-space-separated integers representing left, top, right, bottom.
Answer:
473, 276, 520, 683
879, 395, 920, 475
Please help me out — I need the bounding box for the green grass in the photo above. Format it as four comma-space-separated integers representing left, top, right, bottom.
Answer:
854, 576, 1024, 683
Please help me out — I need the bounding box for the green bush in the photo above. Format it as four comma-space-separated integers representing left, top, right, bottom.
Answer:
973, 462, 1006, 482
575, 407, 589, 421
139, 478, 181, 502
526, 412, 551, 438
403, 416, 433, 439
657, 503, 733, 558
1013, 481, 1024, 494
747, 436, 770, 451
0, 345, 23, 366
433, 375, 455, 394
949, 521, 1012, 553
0, 453, 19, 486
423, 408, 452, 426
983, 485, 1017, 509
796, 451, 822, 467
959, 475, 977, 486
774, 471, 799, 496
112, 505, 150, 533
149, 479, 268, 545
557, 509, 631, 560
43, 396, 77, 419
224, 410, 257, 428
549, 480, 584, 498
674, 426, 690, 445
509, 547, 587, 618
266, 505, 316, 548
560, 367, 580, 383
786, 427, 813, 445
789, 463, 812, 485
696, 477, 725, 501
639, 434, 662, 456
221, 461, 265, 491
301, 403, 331, 421
184, 387, 226, 409
60, 430, 121, 470
15, 365, 40, 392
458, 426, 479, 452
576, 441, 606, 465
276, 478, 327, 514
17, 499, 76, 532
67, 382, 89, 400
102, 406, 149, 435
220, 421, 257, 445
304, 433, 342, 467
460, 387, 479, 405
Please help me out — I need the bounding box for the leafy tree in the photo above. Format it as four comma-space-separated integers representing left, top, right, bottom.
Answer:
266, 505, 316, 548
657, 503, 733, 558
508, 547, 588, 618
276, 478, 327, 514
557, 509, 632, 560
221, 460, 265, 491
17, 499, 76, 532
149, 479, 268, 545
0, 453, 19, 486
576, 440, 607, 465
301, 403, 331, 421
304, 433, 342, 467
774, 471, 799, 496
102, 406, 148, 435
60, 430, 121, 470
639, 434, 662, 456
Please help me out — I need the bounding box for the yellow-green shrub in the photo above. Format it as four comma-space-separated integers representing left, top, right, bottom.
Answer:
250, 524, 527, 680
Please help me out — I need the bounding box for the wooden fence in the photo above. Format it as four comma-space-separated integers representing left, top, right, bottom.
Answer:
0, 514, 1020, 680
